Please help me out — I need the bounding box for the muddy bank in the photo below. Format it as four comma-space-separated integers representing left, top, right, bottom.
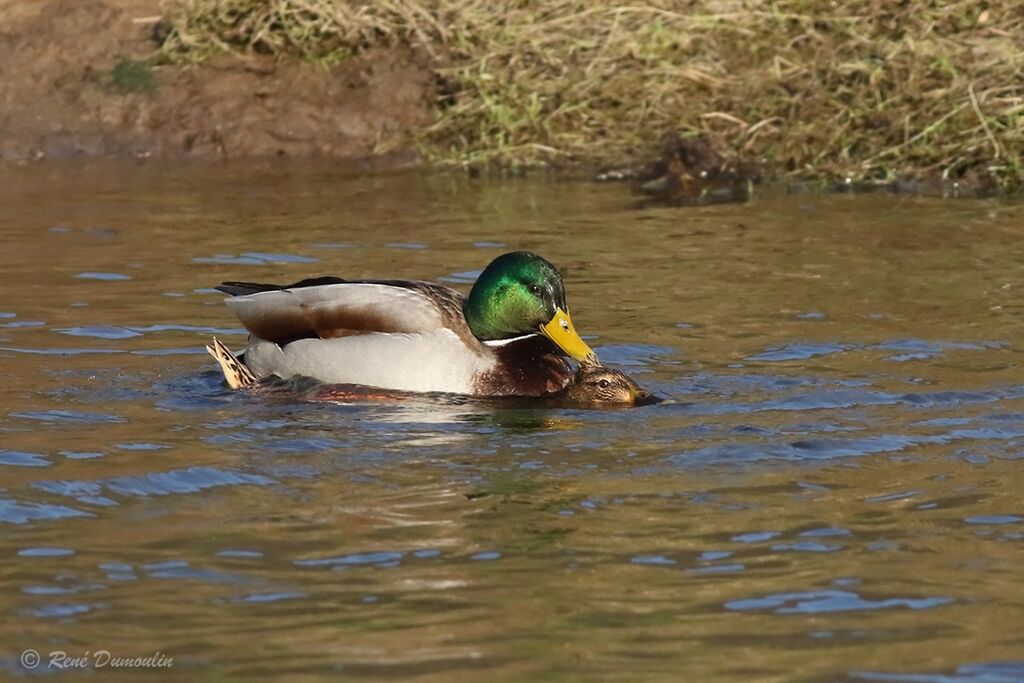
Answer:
1, 0, 1019, 196
0, 0, 435, 162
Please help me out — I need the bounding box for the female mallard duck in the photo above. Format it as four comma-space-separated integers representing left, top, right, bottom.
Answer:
557, 365, 657, 406
213, 251, 596, 396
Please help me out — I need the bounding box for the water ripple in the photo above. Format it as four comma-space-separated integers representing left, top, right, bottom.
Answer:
9, 410, 125, 424
851, 661, 1024, 683
0, 498, 92, 525
74, 272, 131, 281
192, 252, 318, 265
748, 339, 1004, 363
726, 589, 954, 614
23, 602, 98, 618
33, 467, 274, 504
54, 326, 142, 340
295, 551, 405, 568
18, 547, 75, 557
232, 591, 307, 604
0, 450, 51, 468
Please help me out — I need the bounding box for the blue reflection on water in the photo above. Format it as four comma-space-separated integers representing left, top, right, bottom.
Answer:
748, 339, 1004, 363
32, 467, 274, 507
851, 661, 1024, 683
726, 589, 953, 614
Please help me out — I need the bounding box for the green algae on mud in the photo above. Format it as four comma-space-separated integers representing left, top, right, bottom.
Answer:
160, 0, 1024, 193
108, 59, 157, 95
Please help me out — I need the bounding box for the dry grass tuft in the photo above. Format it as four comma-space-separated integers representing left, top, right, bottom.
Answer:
162, 0, 1024, 190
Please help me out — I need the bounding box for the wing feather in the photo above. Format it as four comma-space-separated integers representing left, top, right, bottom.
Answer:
225, 282, 459, 344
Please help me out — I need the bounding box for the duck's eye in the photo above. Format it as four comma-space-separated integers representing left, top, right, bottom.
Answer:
597, 379, 610, 389
528, 284, 542, 297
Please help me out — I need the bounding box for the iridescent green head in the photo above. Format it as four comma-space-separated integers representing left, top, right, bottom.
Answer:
464, 251, 595, 362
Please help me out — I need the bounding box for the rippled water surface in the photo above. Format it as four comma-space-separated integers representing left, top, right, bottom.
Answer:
2, 162, 1023, 681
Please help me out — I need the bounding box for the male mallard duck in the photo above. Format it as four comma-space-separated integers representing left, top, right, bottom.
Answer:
213, 252, 596, 396
206, 339, 657, 407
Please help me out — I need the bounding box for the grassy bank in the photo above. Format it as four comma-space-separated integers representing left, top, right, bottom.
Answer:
161, 1, 1023, 190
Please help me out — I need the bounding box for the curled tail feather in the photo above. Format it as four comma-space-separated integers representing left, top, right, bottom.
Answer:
206, 337, 257, 389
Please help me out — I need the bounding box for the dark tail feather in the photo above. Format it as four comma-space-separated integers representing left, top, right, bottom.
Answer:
216, 276, 349, 297
216, 282, 281, 296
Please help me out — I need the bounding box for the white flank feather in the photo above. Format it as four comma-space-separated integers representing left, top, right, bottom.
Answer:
242, 329, 493, 394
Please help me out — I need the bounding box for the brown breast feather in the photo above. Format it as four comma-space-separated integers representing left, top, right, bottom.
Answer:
473, 335, 574, 396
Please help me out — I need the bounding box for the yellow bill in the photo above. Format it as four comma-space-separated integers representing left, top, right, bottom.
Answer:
539, 308, 597, 363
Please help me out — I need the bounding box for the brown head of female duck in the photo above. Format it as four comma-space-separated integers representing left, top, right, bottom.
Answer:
553, 363, 658, 407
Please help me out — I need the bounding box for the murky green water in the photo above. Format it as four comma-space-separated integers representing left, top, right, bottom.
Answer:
1, 162, 1023, 681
